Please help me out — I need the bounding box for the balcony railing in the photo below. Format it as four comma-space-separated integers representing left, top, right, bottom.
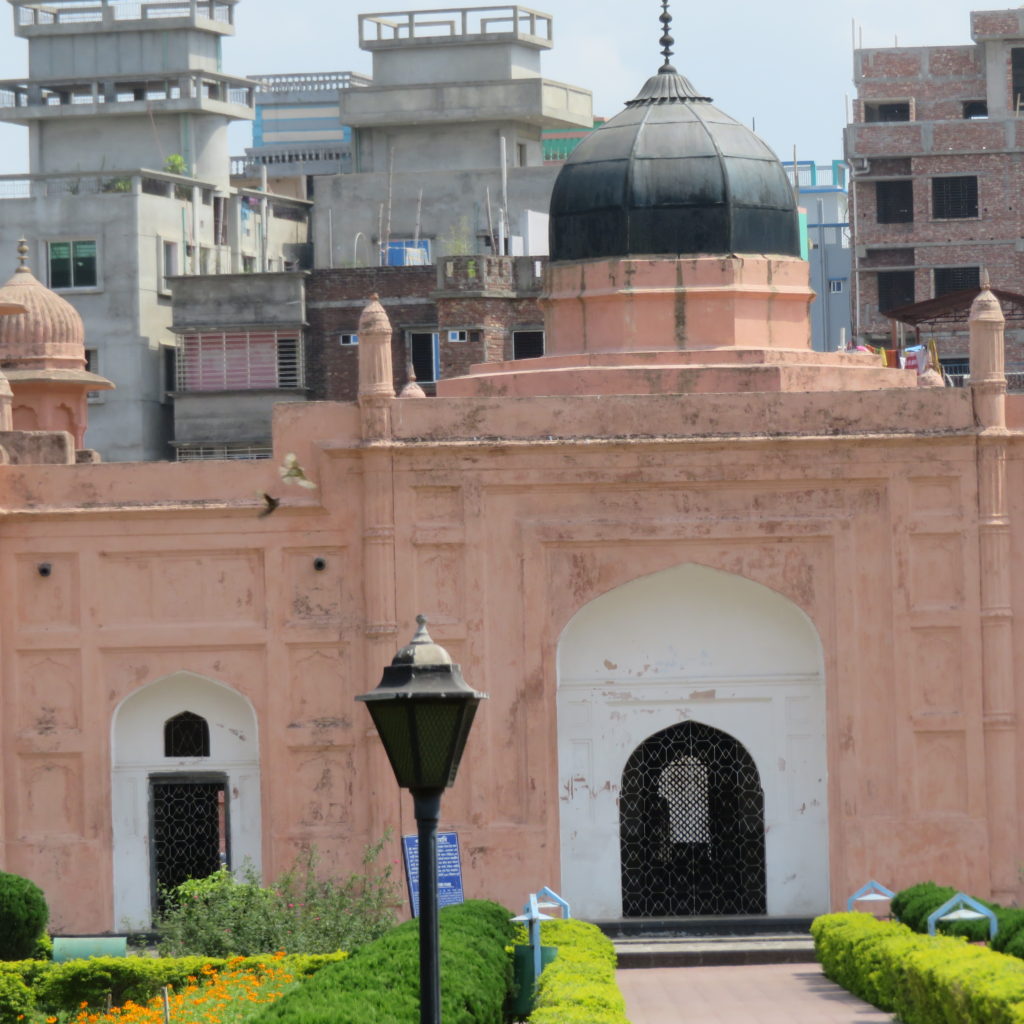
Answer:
0, 71, 255, 113
0, 168, 215, 200
12, 0, 235, 28
249, 71, 371, 93
359, 5, 552, 47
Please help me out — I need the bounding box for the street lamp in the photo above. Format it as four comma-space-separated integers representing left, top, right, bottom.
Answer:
356, 615, 487, 1024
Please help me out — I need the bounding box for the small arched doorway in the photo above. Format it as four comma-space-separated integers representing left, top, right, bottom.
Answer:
557, 562, 828, 919
111, 672, 260, 929
620, 721, 765, 917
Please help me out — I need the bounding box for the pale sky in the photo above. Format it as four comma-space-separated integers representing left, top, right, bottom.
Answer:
0, 1, 985, 176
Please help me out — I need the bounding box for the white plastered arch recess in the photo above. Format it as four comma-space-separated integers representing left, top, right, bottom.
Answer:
110, 671, 261, 929
556, 562, 828, 919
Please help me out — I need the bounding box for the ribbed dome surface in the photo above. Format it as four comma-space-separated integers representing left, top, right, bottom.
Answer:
0, 263, 86, 369
549, 69, 801, 263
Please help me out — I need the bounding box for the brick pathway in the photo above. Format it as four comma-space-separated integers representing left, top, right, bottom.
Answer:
617, 963, 896, 1023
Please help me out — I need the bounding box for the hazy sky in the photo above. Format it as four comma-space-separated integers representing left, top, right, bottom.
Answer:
0, 1, 986, 175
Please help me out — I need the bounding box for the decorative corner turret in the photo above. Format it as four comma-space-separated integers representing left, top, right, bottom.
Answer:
969, 271, 1006, 429
358, 293, 395, 440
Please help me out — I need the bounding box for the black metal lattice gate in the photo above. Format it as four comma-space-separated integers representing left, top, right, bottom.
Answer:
619, 721, 766, 917
150, 775, 229, 910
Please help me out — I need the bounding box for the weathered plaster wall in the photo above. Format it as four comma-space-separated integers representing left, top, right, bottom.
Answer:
0, 385, 1017, 931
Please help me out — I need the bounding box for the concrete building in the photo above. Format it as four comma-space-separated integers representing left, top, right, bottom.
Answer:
7, 16, 1024, 937
783, 161, 852, 353
313, 6, 593, 269
845, 7, 1024, 365
0, 0, 312, 462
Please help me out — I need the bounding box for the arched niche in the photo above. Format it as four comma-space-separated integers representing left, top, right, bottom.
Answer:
110, 671, 261, 929
557, 562, 828, 919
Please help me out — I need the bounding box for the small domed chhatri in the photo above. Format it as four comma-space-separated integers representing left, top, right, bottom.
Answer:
549, 1, 799, 262
0, 239, 87, 369
0, 240, 112, 449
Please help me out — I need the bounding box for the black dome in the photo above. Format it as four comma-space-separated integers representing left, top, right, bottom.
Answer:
549, 68, 801, 262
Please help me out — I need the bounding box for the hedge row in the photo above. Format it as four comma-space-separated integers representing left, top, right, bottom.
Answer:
892, 881, 1024, 959
528, 919, 629, 1024
0, 952, 345, 1024
246, 900, 514, 1024
813, 912, 1024, 1024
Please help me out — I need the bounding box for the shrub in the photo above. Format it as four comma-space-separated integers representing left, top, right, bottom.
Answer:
247, 900, 513, 1024
891, 881, 1024, 948
526, 919, 628, 1024
0, 873, 48, 962
0, 971, 33, 1024
156, 839, 399, 956
813, 912, 1024, 1023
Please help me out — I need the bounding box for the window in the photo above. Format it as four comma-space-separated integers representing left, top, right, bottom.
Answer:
828, 279, 845, 294
875, 180, 913, 223
242, 254, 256, 273
176, 331, 305, 391
409, 331, 439, 383
963, 100, 988, 119
865, 101, 910, 122
513, 330, 545, 360
1013, 48, 1024, 112
48, 240, 97, 289
516, 142, 527, 167
164, 711, 210, 758
161, 240, 178, 293
877, 270, 915, 313
85, 348, 103, 403
932, 176, 978, 219
446, 329, 481, 344
934, 266, 980, 297
339, 333, 359, 346
385, 239, 431, 266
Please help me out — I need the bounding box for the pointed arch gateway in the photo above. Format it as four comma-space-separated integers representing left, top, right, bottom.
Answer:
557, 563, 828, 919
111, 672, 261, 929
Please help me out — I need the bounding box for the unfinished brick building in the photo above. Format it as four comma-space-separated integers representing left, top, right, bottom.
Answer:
845, 7, 1024, 368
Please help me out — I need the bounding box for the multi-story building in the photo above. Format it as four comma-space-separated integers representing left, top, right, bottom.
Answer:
845, 7, 1024, 364
0, 0, 311, 461
783, 160, 852, 353
313, 5, 592, 268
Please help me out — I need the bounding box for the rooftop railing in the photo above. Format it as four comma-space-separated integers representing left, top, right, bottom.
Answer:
11, 0, 235, 28
359, 5, 552, 47
0, 167, 216, 200
249, 71, 371, 93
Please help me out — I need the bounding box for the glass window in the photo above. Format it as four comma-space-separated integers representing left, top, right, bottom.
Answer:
49, 239, 97, 289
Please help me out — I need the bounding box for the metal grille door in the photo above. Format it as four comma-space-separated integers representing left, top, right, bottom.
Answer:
150, 777, 228, 908
620, 721, 766, 917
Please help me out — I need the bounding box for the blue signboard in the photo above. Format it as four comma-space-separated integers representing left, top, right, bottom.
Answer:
402, 831, 465, 918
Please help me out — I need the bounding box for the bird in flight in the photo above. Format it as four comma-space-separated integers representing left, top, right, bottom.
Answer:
279, 452, 317, 489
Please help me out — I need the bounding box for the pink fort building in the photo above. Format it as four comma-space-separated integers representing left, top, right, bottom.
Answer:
0, 10, 1021, 932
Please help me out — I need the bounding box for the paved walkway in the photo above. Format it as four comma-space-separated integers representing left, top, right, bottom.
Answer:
617, 963, 896, 1023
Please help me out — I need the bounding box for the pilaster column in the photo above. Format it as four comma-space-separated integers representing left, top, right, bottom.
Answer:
969, 283, 1016, 902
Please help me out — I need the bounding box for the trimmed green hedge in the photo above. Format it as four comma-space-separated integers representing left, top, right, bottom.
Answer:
527, 919, 629, 1024
0, 952, 345, 1024
246, 900, 514, 1024
813, 912, 1024, 1023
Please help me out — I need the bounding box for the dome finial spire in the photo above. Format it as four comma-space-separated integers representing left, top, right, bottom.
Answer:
659, 1, 677, 73
15, 238, 29, 274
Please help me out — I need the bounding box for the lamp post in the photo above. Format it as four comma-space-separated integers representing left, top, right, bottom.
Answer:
356, 615, 487, 1024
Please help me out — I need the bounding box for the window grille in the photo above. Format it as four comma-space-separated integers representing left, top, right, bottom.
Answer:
877, 270, 915, 312
934, 266, 980, 297
176, 332, 304, 391
164, 711, 210, 758
875, 180, 914, 223
932, 176, 978, 219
